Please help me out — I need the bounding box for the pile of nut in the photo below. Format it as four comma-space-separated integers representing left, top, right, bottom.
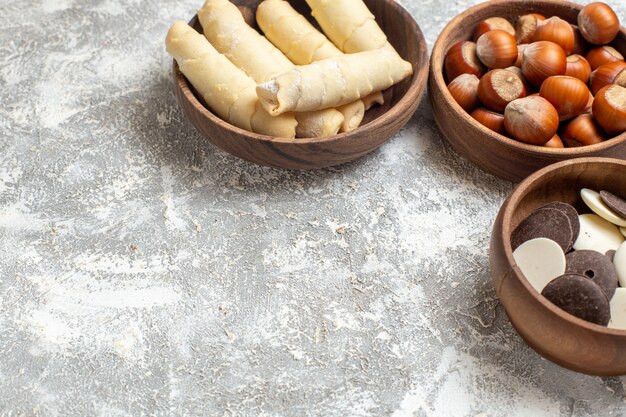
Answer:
445, 2, 625, 148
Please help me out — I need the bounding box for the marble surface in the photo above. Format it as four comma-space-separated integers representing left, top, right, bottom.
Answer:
1, 0, 626, 415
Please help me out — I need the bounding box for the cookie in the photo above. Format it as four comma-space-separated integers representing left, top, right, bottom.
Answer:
609, 288, 626, 330
615, 242, 626, 288
581, 189, 626, 227
542, 274, 610, 326
600, 191, 626, 219
565, 250, 618, 299
541, 202, 581, 243
573, 214, 625, 254
511, 208, 574, 253
606, 250, 616, 261
513, 238, 566, 293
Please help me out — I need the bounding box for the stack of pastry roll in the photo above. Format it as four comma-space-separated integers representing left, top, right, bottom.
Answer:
198, 0, 344, 138
255, 0, 384, 127
165, 0, 413, 139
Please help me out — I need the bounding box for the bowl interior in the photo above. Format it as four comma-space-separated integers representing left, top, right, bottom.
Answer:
502, 158, 626, 332
431, 0, 626, 154
180, 0, 425, 138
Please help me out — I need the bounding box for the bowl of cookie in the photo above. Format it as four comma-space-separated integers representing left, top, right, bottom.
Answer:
430, 0, 626, 182
491, 157, 626, 375
166, 0, 429, 169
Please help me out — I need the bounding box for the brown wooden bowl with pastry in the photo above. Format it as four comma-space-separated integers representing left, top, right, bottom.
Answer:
167, 0, 429, 169
430, 0, 626, 183
491, 157, 626, 375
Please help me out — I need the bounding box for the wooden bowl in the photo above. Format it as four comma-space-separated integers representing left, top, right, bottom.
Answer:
172, 0, 428, 169
491, 157, 626, 375
430, 0, 626, 183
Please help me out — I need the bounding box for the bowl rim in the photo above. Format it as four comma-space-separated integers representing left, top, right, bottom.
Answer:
173, 0, 430, 145
430, 0, 626, 155
500, 157, 626, 336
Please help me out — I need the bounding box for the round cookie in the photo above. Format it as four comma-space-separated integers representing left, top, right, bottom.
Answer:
609, 288, 626, 330
600, 191, 626, 219
607, 250, 616, 261
573, 214, 625, 254
615, 242, 626, 288
541, 202, 580, 243
513, 238, 566, 293
581, 189, 626, 227
542, 274, 610, 326
511, 208, 574, 253
565, 250, 618, 299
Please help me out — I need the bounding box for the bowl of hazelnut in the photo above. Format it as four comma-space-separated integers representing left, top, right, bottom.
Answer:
429, 0, 626, 182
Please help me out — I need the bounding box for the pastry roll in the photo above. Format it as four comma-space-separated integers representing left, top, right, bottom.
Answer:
256, 0, 342, 65
165, 21, 297, 138
336, 101, 365, 132
256, 48, 413, 115
306, 0, 388, 53
304, 0, 409, 111
256, 0, 382, 131
198, 0, 344, 138
361, 92, 385, 110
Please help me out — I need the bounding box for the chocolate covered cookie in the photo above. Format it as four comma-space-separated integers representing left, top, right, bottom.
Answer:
565, 250, 618, 299
542, 274, 610, 326
512, 208, 574, 252
600, 191, 626, 219
541, 202, 581, 243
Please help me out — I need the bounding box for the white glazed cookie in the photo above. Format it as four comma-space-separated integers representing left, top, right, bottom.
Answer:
573, 214, 625, 254
198, 0, 344, 138
615, 242, 626, 288
581, 189, 626, 227
165, 21, 297, 138
513, 238, 566, 293
609, 288, 626, 330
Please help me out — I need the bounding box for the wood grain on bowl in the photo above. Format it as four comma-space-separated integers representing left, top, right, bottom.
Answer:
173, 0, 429, 170
491, 157, 626, 375
430, 0, 626, 183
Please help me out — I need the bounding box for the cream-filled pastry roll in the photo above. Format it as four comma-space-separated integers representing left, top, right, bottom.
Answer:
256, 0, 384, 131
256, 48, 413, 115
198, 0, 344, 138
165, 21, 297, 138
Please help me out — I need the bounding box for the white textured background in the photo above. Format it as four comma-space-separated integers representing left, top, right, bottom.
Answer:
1, 0, 626, 415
